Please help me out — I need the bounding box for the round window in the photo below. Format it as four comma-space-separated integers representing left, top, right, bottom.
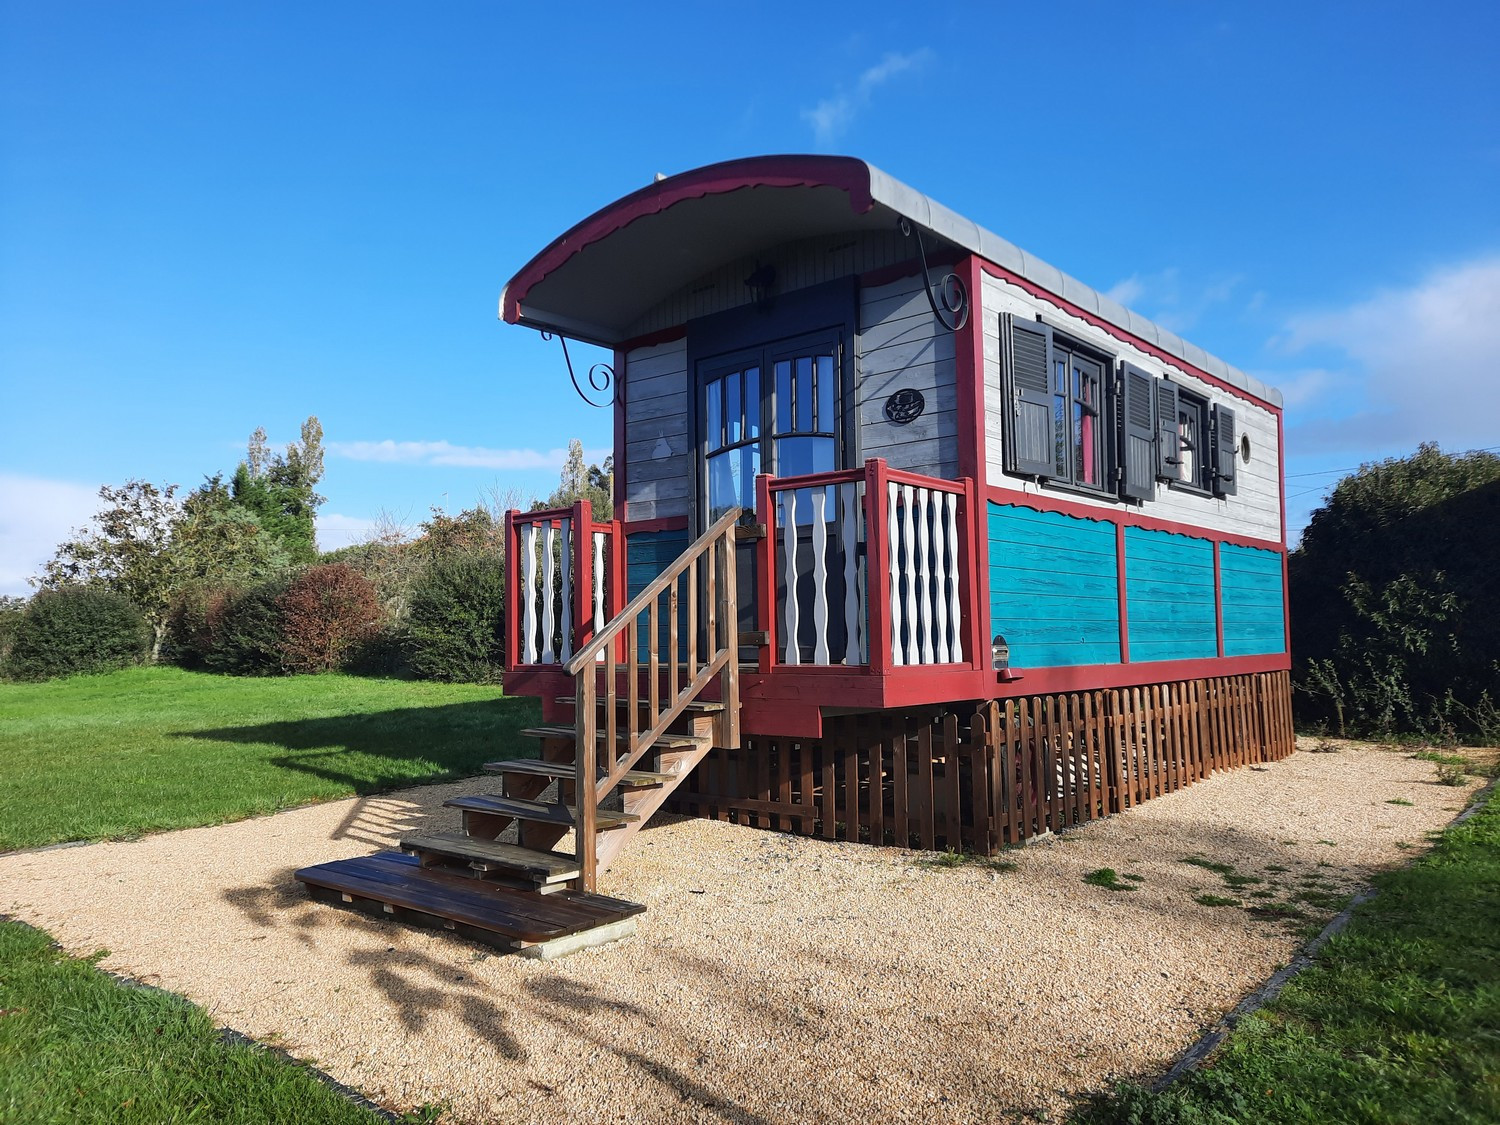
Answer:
1240, 434, 1252, 463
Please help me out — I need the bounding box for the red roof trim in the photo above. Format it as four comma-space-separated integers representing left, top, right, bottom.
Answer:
501, 155, 875, 324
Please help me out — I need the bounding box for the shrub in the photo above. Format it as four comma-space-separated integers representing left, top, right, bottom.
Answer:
275, 564, 379, 674
163, 583, 238, 668
0, 595, 26, 673
5, 587, 150, 680
405, 552, 505, 682
204, 576, 290, 675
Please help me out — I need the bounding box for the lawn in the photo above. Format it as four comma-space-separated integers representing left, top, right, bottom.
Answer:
0, 666, 541, 851
0, 919, 393, 1125
1076, 781, 1500, 1124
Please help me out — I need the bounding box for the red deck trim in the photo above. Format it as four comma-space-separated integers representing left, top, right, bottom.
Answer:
978, 262, 1281, 414
1213, 540, 1226, 658
503, 155, 876, 323
620, 516, 690, 535
1116, 522, 1131, 663
955, 255, 994, 673
985, 483, 1285, 553
993, 653, 1289, 696
1277, 409, 1293, 654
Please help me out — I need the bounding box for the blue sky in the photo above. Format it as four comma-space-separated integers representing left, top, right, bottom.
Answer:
3, 1, 1498, 594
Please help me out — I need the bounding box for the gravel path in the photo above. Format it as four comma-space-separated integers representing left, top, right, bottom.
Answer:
0, 741, 1481, 1124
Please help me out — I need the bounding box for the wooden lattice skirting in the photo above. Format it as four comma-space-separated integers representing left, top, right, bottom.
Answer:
664, 670, 1296, 853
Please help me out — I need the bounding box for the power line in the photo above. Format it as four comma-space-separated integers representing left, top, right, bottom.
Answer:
1286, 444, 1500, 479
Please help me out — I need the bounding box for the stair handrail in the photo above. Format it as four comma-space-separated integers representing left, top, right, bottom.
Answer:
567, 506, 742, 891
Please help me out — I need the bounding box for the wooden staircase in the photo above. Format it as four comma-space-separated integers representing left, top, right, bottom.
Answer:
296, 509, 741, 957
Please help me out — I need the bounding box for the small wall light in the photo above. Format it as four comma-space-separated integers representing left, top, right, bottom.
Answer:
744, 262, 776, 308
992, 634, 1010, 671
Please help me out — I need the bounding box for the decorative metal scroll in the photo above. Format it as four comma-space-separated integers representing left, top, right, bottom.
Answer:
884, 388, 925, 425
900, 218, 969, 332
542, 330, 619, 409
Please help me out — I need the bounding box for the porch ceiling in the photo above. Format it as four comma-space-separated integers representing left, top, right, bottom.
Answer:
500, 154, 1281, 408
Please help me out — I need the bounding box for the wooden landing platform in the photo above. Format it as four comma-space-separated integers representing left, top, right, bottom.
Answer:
294, 852, 644, 949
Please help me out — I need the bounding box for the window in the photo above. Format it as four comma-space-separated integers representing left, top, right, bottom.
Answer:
701, 333, 841, 522
1004, 316, 1112, 493
1156, 381, 1210, 492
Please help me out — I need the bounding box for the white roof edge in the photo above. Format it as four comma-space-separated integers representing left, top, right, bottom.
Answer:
864, 162, 1282, 408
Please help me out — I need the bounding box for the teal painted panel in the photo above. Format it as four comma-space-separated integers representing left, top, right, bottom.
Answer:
1221, 544, 1286, 656
626, 531, 688, 662
1124, 528, 1217, 662
987, 503, 1120, 667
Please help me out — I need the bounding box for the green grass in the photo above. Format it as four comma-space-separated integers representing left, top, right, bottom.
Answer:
0, 920, 385, 1124
1386, 797, 1415, 806
0, 666, 540, 850
1075, 784, 1500, 1124
1083, 867, 1135, 891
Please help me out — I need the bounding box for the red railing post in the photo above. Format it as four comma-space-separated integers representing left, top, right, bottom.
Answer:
864, 458, 892, 676
755, 472, 776, 674
571, 499, 594, 656
958, 477, 983, 669
504, 509, 521, 672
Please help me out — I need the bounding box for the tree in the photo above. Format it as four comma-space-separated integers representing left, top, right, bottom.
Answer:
1290, 443, 1500, 739
536, 439, 612, 519
231, 417, 326, 563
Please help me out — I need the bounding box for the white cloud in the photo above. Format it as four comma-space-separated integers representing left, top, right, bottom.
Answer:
1281, 256, 1500, 452
802, 49, 934, 145
1104, 275, 1145, 307
0, 474, 103, 597
327, 441, 608, 470
315, 512, 375, 553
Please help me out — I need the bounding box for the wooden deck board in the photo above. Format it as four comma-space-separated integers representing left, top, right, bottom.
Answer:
444, 793, 639, 830
295, 852, 642, 944
400, 833, 581, 884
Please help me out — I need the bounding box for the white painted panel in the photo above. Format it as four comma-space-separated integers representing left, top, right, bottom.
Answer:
980, 272, 1283, 543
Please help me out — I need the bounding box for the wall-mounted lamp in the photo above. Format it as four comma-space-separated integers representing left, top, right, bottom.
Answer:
744, 262, 776, 308
991, 634, 1010, 671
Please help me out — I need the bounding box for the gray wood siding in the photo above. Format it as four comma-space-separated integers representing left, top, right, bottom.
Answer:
622, 338, 691, 524
627, 230, 911, 338
981, 272, 1283, 543
857, 276, 959, 479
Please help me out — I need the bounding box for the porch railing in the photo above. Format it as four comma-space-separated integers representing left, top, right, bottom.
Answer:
759, 458, 977, 672
505, 501, 617, 669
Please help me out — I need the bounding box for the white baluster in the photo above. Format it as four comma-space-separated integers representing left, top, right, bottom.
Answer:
811, 489, 829, 664
887, 481, 903, 666
841, 483, 860, 665
541, 521, 557, 664
522, 523, 539, 665
593, 532, 606, 632
933, 490, 950, 665
558, 516, 573, 663
782, 491, 800, 665
945, 491, 963, 662
902, 484, 919, 665
914, 488, 933, 665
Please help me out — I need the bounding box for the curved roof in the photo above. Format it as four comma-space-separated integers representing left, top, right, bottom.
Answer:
500, 155, 1279, 407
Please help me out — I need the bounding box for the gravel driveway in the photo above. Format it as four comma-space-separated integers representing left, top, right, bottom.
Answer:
0, 740, 1479, 1124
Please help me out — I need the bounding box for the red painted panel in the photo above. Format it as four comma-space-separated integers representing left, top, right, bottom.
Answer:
985, 482, 1286, 553
956, 255, 993, 668
1213, 540, 1226, 658
620, 516, 690, 534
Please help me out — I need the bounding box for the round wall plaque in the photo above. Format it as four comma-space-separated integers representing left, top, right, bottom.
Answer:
884, 388, 925, 425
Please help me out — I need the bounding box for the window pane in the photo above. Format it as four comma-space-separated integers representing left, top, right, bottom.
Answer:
816, 354, 835, 432
775, 360, 792, 434
744, 365, 760, 439
707, 445, 760, 520
706, 377, 722, 452
796, 356, 813, 432
726, 369, 741, 444
1053, 355, 1069, 476
775, 435, 834, 478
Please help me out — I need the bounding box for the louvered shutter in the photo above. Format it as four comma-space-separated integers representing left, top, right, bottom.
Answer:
1154, 377, 1180, 480
1212, 403, 1238, 496
1005, 316, 1055, 477
1119, 363, 1156, 501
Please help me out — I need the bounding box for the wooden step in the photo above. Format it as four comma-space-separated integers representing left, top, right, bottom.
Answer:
482, 759, 671, 788
400, 833, 580, 885
295, 851, 642, 946
444, 794, 638, 830
521, 725, 702, 749
555, 695, 726, 713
